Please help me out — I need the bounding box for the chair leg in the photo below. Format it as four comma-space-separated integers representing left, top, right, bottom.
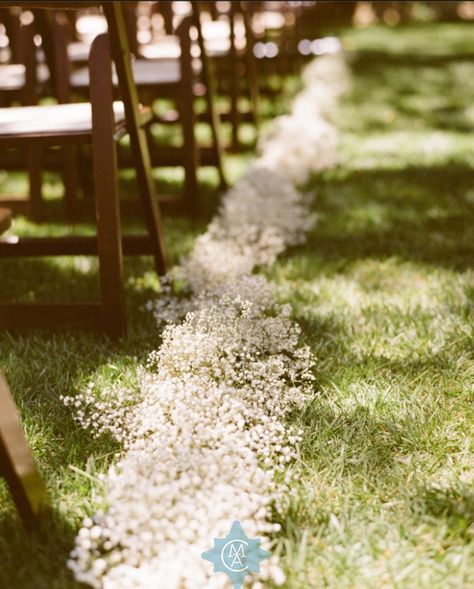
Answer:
229, 7, 240, 151
26, 145, 42, 220
206, 82, 228, 191
192, 7, 227, 190
78, 147, 94, 206
62, 145, 80, 218
92, 135, 126, 339
247, 63, 260, 131
241, 2, 260, 133
179, 96, 199, 210
178, 18, 199, 211
89, 34, 126, 339
104, 3, 168, 275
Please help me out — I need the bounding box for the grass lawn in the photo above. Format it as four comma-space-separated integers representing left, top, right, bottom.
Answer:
270, 23, 474, 589
1, 22, 474, 589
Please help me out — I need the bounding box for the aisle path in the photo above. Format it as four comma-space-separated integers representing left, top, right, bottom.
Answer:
65, 48, 344, 588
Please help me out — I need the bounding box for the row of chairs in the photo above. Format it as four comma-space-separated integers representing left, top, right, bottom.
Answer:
0, 1, 318, 339
0, 3, 255, 214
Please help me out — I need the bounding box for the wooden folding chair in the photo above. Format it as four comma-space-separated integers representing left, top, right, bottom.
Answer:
0, 32, 162, 338
0, 14, 48, 107
0, 14, 52, 219
0, 371, 49, 528
242, 3, 298, 97
133, 2, 260, 152
66, 3, 227, 209
138, 1, 236, 174
196, 1, 260, 151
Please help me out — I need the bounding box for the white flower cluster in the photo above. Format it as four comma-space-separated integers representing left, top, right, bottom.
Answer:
146, 55, 350, 326
257, 116, 339, 185
62, 383, 141, 444
65, 51, 348, 588
258, 52, 350, 185
67, 296, 313, 588
147, 166, 316, 325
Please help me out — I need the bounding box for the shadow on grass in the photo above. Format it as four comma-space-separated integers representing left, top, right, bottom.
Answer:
411, 482, 474, 543
0, 506, 82, 589
277, 162, 474, 529
293, 163, 474, 272
0, 370, 114, 588
345, 51, 474, 134
0, 267, 170, 586
354, 49, 474, 67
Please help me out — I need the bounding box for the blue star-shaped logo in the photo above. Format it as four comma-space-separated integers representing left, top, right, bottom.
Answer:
201, 521, 270, 588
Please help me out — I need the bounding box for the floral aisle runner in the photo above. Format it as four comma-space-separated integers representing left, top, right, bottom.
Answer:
63, 52, 350, 589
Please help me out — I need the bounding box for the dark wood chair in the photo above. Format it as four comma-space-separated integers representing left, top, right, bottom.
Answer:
241, 3, 299, 98
127, 3, 228, 186
0, 15, 49, 108
0, 14, 51, 219
0, 32, 161, 338
196, 1, 260, 151
0, 371, 49, 528
66, 6, 227, 210
133, 2, 260, 152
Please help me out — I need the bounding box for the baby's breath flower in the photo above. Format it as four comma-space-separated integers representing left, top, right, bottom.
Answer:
65, 51, 347, 588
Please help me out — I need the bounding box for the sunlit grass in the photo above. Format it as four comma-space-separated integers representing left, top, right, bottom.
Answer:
268, 23, 474, 589
343, 22, 474, 56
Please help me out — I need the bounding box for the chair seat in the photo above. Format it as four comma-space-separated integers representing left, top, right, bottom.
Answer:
68, 41, 92, 64
139, 35, 181, 60
0, 208, 11, 235
0, 63, 49, 91
75, 13, 108, 45
138, 32, 243, 60
254, 10, 287, 31
201, 20, 246, 55
205, 39, 247, 57
71, 58, 183, 90
0, 102, 128, 140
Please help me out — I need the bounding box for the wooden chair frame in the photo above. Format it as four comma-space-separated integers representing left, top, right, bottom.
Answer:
193, 2, 260, 151
0, 33, 141, 338
0, 16, 47, 219
67, 5, 227, 209
0, 2, 168, 338
0, 372, 49, 528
